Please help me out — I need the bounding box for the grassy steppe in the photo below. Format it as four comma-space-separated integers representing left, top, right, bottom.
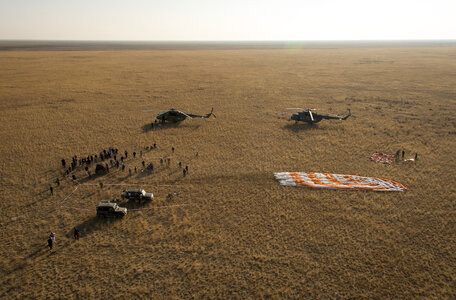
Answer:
0, 46, 455, 298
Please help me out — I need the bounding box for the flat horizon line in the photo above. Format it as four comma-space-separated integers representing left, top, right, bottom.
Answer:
1, 39, 456, 42
1, 39, 455, 51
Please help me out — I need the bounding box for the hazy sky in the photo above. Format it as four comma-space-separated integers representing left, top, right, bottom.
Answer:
0, 0, 455, 40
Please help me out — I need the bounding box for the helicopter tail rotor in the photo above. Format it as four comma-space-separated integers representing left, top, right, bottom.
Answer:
206, 108, 216, 118
341, 108, 351, 120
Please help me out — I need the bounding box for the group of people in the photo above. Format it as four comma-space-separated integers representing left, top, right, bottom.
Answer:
51, 143, 197, 196
52, 145, 161, 192
46, 144, 198, 250
395, 150, 418, 162
61, 147, 119, 176
148, 147, 193, 177
150, 119, 165, 129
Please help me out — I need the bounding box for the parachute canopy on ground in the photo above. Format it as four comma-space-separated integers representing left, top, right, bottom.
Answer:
275, 172, 407, 192
370, 152, 394, 164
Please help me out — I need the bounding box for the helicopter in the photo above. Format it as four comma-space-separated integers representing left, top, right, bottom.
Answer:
153, 108, 216, 123
280, 108, 351, 124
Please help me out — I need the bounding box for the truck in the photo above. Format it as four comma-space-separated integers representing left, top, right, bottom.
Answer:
96, 200, 127, 218
121, 189, 154, 203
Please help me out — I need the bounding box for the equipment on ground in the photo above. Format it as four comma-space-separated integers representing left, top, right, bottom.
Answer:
95, 164, 108, 175
280, 108, 351, 124
370, 152, 394, 164
153, 108, 216, 123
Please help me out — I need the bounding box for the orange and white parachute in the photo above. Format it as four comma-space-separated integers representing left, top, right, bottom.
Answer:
274, 172, 407, 192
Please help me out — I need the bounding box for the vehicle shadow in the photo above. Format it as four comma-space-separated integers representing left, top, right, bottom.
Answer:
70, 215, 123, 238
118, 199, 152, 210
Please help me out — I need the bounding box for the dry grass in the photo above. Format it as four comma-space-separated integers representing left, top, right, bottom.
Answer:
0, 44, 455, 298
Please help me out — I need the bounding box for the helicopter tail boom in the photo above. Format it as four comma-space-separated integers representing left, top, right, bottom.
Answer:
320, 108, 351, 120
187, 108, 216, 119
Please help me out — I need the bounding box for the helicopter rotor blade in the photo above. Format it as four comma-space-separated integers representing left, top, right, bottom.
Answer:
178, 111, 193, 119
309, 110, 314, 121
152, 112, 165, 119
183, 113, 193, 119
287, 107, 316, 109
277, 111, 294, 115
210, 107, 216, 118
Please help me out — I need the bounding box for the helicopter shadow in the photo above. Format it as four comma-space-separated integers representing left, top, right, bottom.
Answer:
142, 122, 200, 132
282, 122, 326, 133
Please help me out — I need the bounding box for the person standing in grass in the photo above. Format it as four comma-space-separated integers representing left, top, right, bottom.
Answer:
50, 186, 54, 196
395, 150, 401, 162
73, 228, 80, 240
47, 236, 53, 250
50, 232, 55, 244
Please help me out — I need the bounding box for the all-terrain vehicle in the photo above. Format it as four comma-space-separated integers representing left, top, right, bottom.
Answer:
121, 189, 154, 203
96, 200, 127, 218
